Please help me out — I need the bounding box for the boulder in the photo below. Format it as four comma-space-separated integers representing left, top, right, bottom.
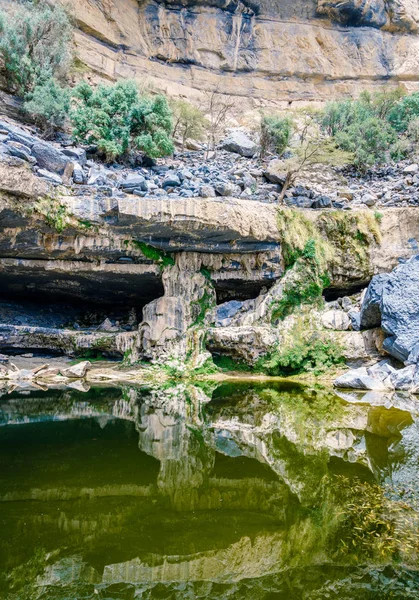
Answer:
162, 172, 181, 188
221, 130, 257, 158
122, 173, 148, 192
312, 195, 332, 209
403, 164, 419, 174
334, 367, 390, 390
359, 273, 389, 329
72, 163, 85, 184
216, 301, 243, 326
6, 141, 35, 163
263, 159, 287, 185
32, 142, 68, 174
381, 255, 419, 361
348, 310, 361, 331
37, 169, 63, 185
62, 147, 87, 166
389, 364, 415, 390
215, 182, 240, 197
321, 309, 351, 331
361, 193, 377, 206
199, 184, 216, 198
61, 360, 91, 379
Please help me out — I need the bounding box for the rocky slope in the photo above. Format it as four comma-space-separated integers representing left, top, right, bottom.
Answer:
49, 0, 419, 105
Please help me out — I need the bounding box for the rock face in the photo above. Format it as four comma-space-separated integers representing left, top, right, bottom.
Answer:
62, 0, 419, 106
359, 273, 389, 329
381, 255, 419, 362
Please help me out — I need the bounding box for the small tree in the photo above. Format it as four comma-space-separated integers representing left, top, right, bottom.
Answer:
260, 114, 293, 158
70, 80, 174, 161
277, 113, 353, 203
24, 78, 70, 137
171, 99, 208, 151
0, 2, 72, 96
202, 89, 236, 158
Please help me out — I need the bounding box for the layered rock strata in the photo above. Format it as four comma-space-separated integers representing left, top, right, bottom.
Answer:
57, 0, 419, 105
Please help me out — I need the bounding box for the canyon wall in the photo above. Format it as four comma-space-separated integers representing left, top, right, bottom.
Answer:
65, 0, 419, 105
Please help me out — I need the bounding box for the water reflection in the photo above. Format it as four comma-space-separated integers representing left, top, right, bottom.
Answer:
0, 382, 418, 599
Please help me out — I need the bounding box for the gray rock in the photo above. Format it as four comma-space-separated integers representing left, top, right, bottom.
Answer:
348, 310, 361, 331
334, 367, 389, 390
72, 163, 85, 184
361, 193, 377, 206
216, 301, 243, 324
62, 147, 87, 166
263, 159, 287, 185
221, 130, 257, 158
359, 274, 389, 329
381, 255, 419, 361
312, 195, 332, 209
61, 360, 91, 379
37, 169, 63, 185
321, 309, 351, 331
382, 335, 409, 363
122, 173, 148, 192
200, 184, 216, 198
162, 172, 181, 188
6, 141, 35, 163
0, 120, 37, 148
389, 364, 415, 390
32, 142, 68, 174
215, 182, 240, 197
403, 163, 419, 174
367, 359, 396, 383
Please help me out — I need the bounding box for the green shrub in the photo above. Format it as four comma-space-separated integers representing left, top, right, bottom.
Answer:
23, 78, 70, 135
334, 115, 396, 168
258, 331, 344, 376
71, 80, 174, 161
320, 89, 410, 169
406, 116, 419, 143
260, 114, 293, 157
388, 91, 419, 133
0, 2, 72, 96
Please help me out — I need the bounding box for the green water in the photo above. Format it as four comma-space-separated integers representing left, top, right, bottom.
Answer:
0, 382, 419, 599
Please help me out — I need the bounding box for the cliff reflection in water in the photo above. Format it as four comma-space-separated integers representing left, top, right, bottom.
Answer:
0, 382, 419, 599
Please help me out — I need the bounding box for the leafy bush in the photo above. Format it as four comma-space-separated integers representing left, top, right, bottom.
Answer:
71, 80, 174, 161
258, 332, 344, 376
320, 89, 412, 168
23, 78, 70, 135
171, 99, 208, 150
388, 91, 419, 132
260, 114, 293, 157
334, 115, 396, 168
0, 2, 72, 96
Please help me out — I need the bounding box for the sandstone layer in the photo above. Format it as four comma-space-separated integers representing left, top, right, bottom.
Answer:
60, 0, 419, 105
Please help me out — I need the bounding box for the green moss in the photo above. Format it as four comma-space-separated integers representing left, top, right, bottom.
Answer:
191, 289, 215, 326
200, 267, 212, 280
33, 196, 70, 233
274, 208, 382, 320
130, 241, 175, 268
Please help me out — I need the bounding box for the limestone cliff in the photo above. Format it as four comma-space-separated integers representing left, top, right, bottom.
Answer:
64, 0, 419, 105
